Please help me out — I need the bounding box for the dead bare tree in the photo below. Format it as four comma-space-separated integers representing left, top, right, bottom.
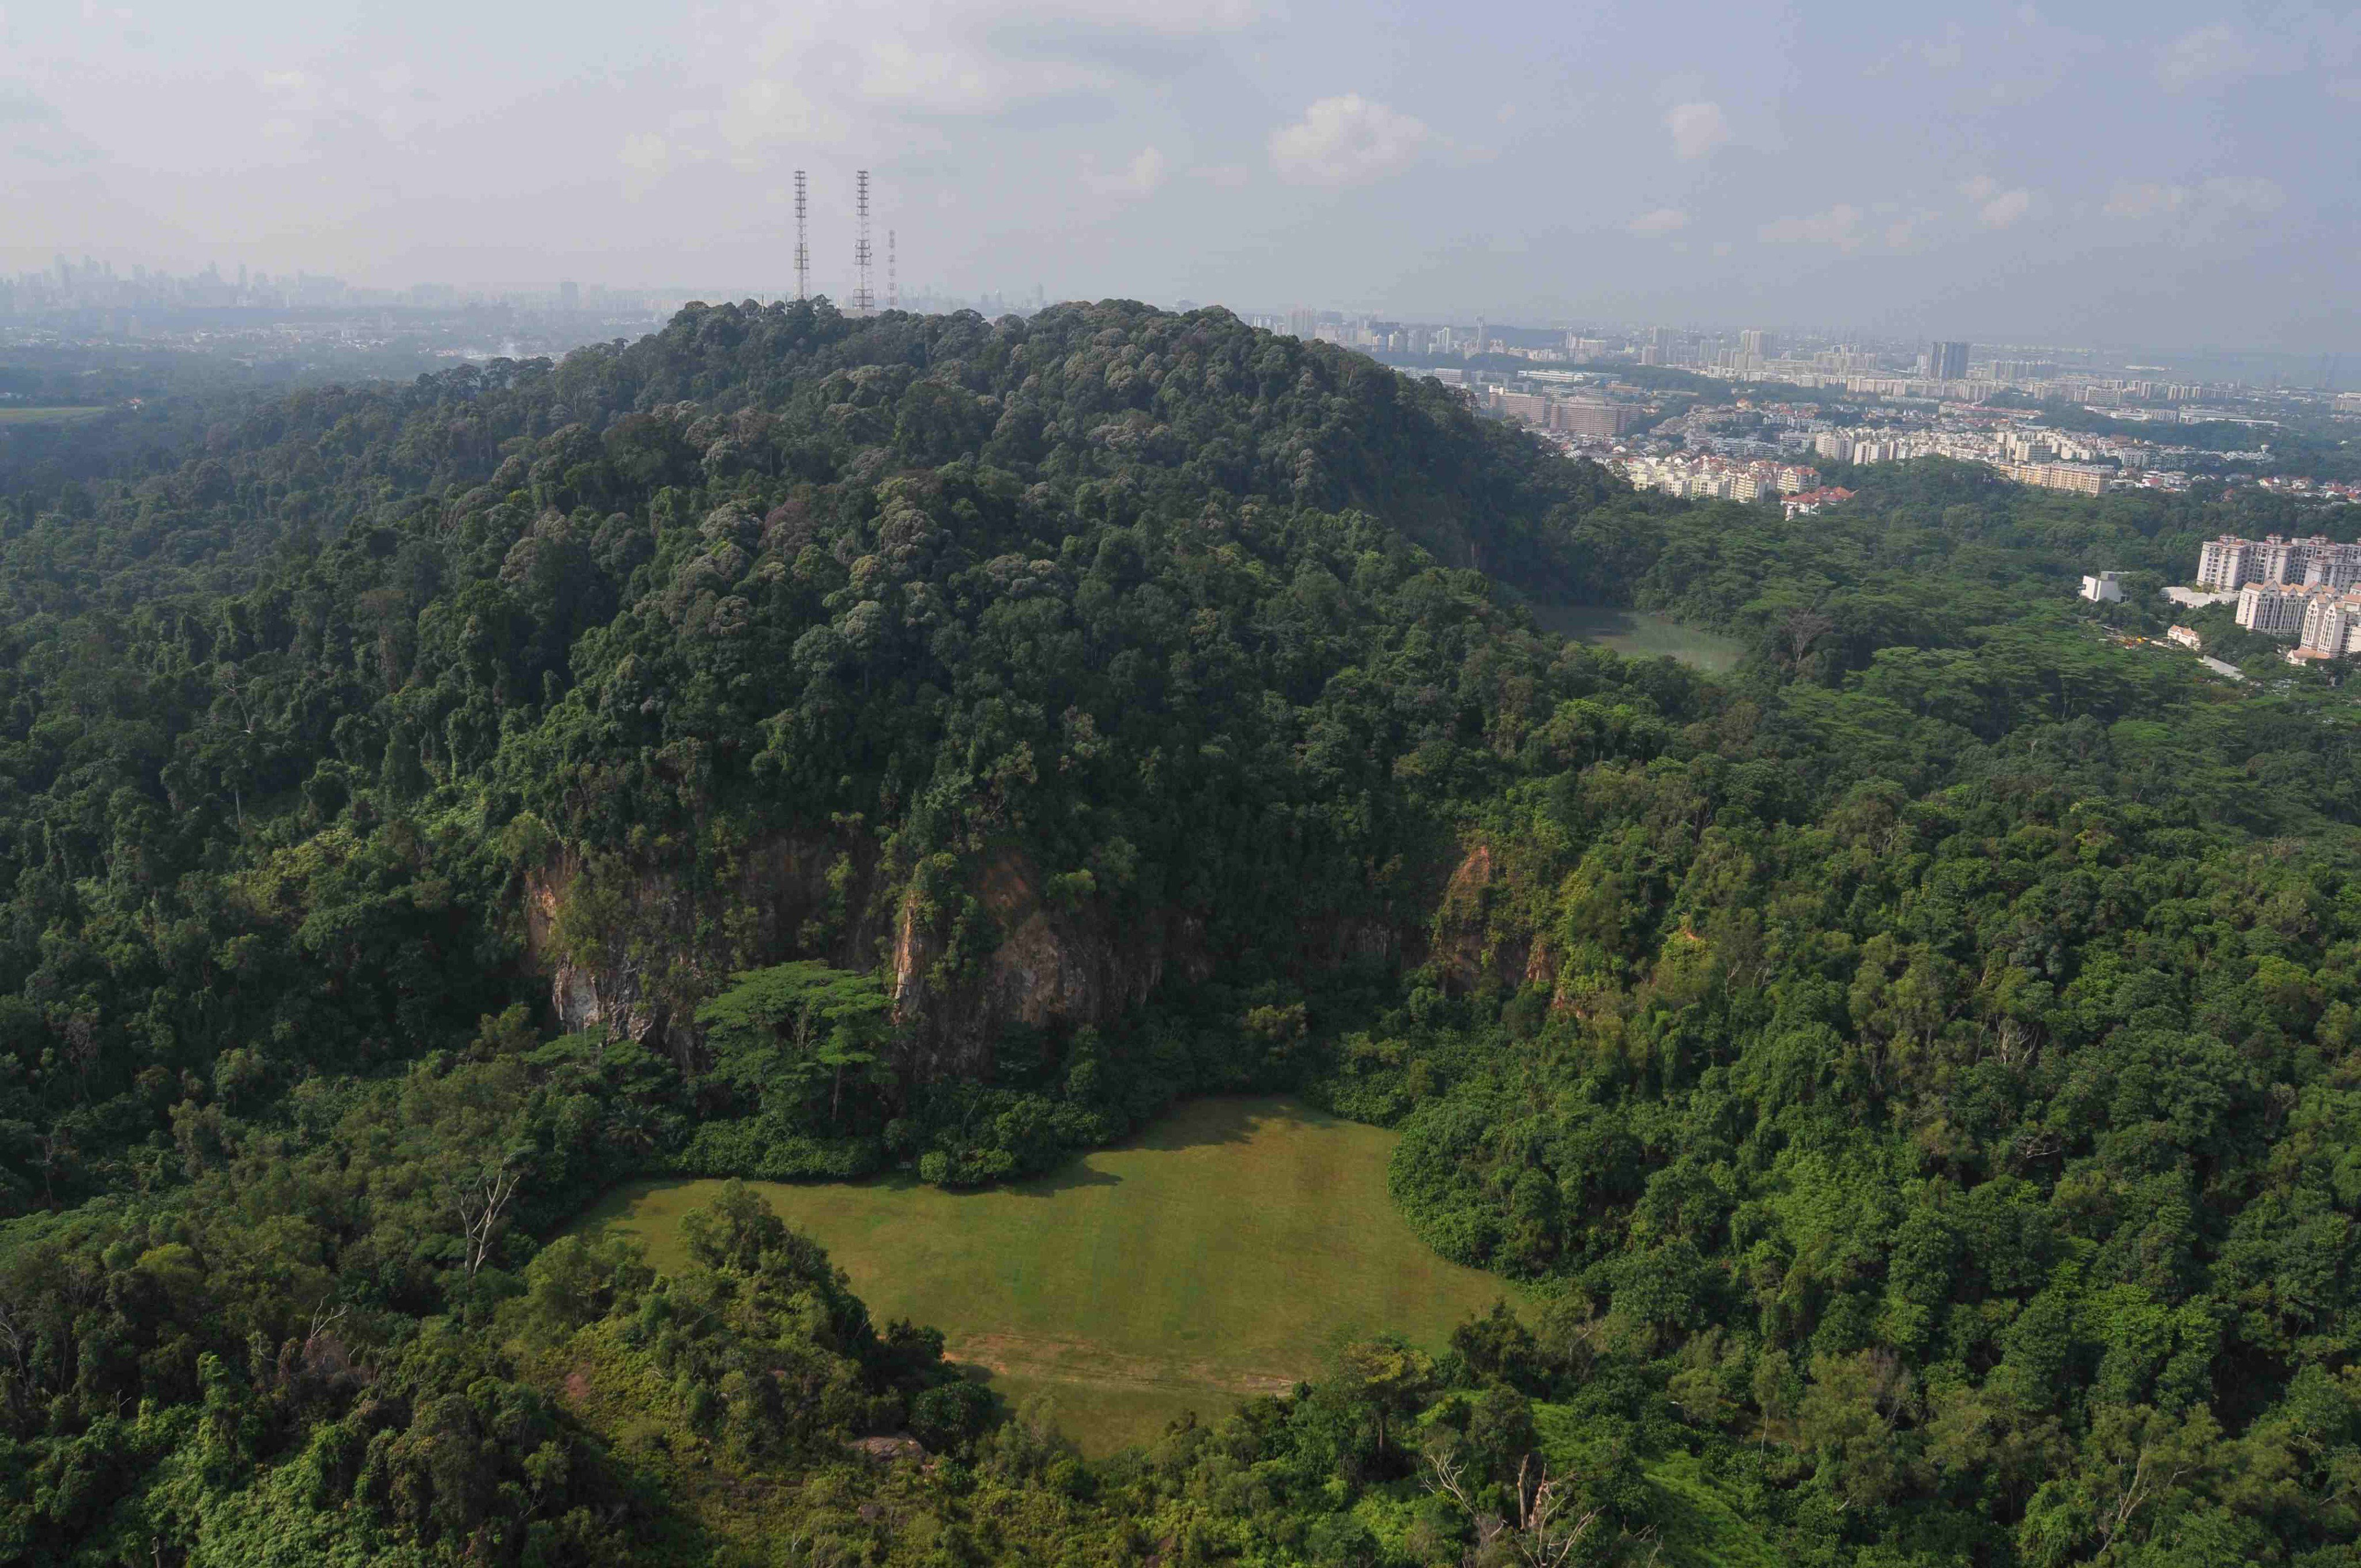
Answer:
451, 1160, 529, 1278
305, 1299, 349, 1348
1782, 603, 1835, 670
1425, 1448, 1604, 1568
2096, 1438, 2190, 1555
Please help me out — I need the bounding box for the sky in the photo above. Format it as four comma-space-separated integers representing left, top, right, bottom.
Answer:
4, 0, 2358, 350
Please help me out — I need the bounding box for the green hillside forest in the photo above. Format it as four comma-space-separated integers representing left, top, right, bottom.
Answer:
6, 297, 2361, 1565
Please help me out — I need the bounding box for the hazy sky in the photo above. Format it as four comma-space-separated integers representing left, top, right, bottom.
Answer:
5, 1, 2356, 348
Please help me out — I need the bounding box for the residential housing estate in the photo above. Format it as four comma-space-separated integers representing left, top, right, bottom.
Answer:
2199, 534, 2361, 661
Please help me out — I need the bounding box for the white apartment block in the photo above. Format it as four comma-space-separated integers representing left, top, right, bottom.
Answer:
2198, 534, 2361, 592
2196, 537, 2251, 591
2300, 593, 2361, 658
2238, 583, 2313, 638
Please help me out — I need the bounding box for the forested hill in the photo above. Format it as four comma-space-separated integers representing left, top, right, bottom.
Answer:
7, 301, 2361, 1565
6, 298, 1603, 604
0, 297, 1636, 1120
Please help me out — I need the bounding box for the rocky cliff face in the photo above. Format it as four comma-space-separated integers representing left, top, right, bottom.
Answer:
1428, 842, 1557, 995
522, 832, 1521, 1077
884, 850, 1218, 1076
524, 835, 1228, 1078
523, 830, 887, 1058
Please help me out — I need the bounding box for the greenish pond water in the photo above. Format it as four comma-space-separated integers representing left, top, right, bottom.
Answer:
1530, 604, 1749, 673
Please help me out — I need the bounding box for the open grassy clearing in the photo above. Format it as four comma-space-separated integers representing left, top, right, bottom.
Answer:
1530, 601, 1748, 672
0, 406, 110, 425
572, 1096, 1517, 1454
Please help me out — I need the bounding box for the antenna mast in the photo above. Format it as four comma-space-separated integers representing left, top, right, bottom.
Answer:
793, 170, 809, 301
853, 170, 873, 316
888, 229, 898, 311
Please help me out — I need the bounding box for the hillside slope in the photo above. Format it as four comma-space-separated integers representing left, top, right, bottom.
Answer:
7, 307, 2361, 1565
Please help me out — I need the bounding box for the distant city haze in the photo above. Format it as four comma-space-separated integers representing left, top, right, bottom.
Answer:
5, 0, 2354, 352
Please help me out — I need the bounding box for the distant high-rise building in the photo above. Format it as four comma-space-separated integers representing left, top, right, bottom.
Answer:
1554, 400, 1640, 438
1929, 341, 1970, 380
1474, 316, 1487, 355
1739, 329, 1775, 361
559, 281, 580, 310
1286, 306, 1317, 339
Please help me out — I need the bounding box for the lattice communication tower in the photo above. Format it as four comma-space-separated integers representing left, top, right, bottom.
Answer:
793, 171, 809, 301
888, 229, 897, 311
853, 170, 874, 316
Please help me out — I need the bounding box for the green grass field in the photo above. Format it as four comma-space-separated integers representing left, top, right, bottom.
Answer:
0, 406, 110, 425
1529, 602, 1749, 672
571, 1096, 1517, 1453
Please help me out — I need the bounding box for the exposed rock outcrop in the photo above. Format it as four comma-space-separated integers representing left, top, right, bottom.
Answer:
522, 828, 1495, 1080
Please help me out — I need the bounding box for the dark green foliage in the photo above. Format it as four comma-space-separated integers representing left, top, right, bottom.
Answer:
6, 305, 2361, 1562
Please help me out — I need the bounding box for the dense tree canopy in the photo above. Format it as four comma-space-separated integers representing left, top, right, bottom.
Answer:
3, 300, 2359, 1564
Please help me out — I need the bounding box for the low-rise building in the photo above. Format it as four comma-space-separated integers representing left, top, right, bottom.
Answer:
1996, 461, 2109, 495
2166, 624, 2202, 650
1781, 485, 1854, 518
2080, 571, 2124, 602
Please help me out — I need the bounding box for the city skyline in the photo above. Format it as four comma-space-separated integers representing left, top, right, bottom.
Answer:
12, 253, 2348, 391
5, 1, 2355, 353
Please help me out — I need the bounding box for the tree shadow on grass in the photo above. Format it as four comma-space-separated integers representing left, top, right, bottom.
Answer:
1003, 1160, 1124, 1198
1529, 603, 1645, 642
1121, 1095, 1326, 1153
996, 1096, 1325, 1196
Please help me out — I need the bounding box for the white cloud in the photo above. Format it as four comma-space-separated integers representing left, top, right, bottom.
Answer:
2157, 24, 2257, 90
618, 131, 700, 198
699, 0, 1262, 164
620, 133, 669, 176
0, 85, 97, 167
1083, 144, 1166, 199
2201, 175, 2284, 213
1956, 175, 2031, 228
1758, 204, 1865, 248
1884, 214, 1932, 250
1666, 100, 1729, 159
2103, 175, 2284, 224
1627, 206, 1690, 238
1869, 19, 1966, 76
1978, 187, 2031, 227
2104, 180, 2184, 220
1268, 95, 1431, 185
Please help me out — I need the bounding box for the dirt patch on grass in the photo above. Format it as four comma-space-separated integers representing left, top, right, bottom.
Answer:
950, 1332, 1300, 1397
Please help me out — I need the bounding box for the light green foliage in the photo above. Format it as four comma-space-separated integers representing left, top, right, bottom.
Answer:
695, 961, 895, 1126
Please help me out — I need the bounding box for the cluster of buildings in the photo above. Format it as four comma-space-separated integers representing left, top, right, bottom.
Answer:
2198, 534, 2361, 593
1607, 452, 1821, 502
2193, 535, 2361, 662
1269, 307, 2345, 458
